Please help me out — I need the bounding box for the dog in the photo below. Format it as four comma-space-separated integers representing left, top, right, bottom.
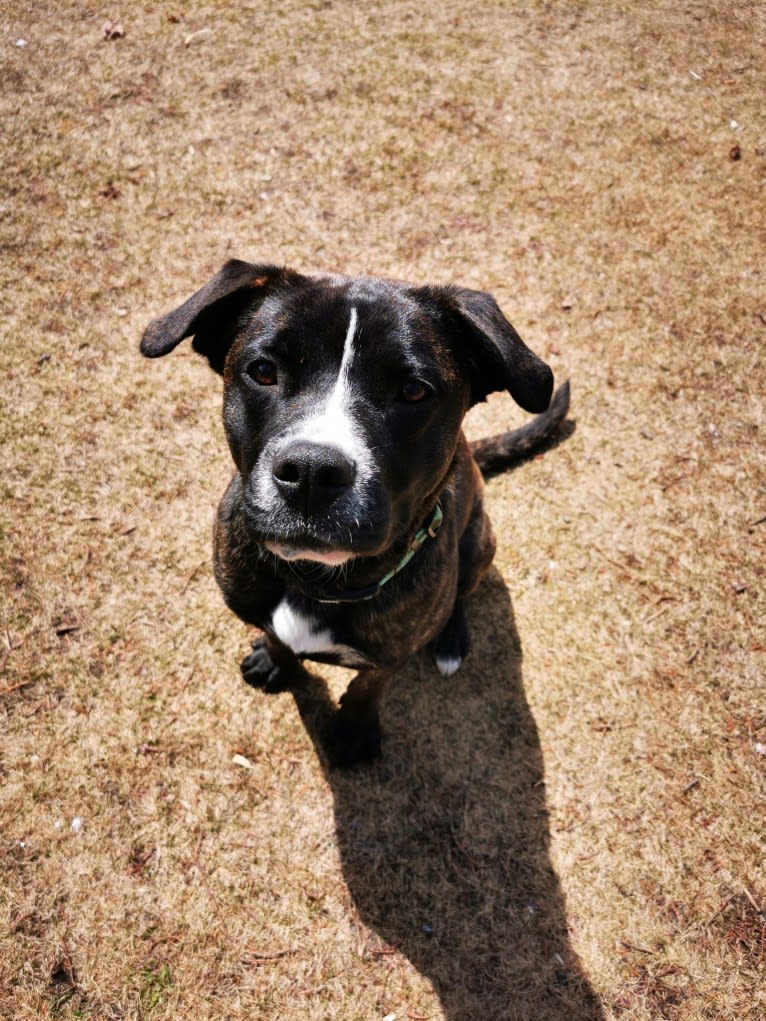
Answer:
141, 260, 570, 765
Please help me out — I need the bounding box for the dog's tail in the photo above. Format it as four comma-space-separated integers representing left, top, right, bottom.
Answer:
470, 380, 572, 476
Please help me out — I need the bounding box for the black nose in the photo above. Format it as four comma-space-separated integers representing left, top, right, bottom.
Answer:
272, 441, 356, 515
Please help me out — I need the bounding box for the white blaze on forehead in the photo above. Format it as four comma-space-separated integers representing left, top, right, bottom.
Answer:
249, 302, 378, 515
319, 304, 358, 439
284, 304, 372, 475
334, 305, 358, 402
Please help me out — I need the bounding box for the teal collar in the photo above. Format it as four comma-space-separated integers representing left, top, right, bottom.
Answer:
314, 503, 444, 604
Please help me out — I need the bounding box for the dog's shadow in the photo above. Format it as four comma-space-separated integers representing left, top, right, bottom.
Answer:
290, 568, 604, 1021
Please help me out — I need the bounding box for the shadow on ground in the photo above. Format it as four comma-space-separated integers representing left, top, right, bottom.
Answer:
291, 569, 604, 1021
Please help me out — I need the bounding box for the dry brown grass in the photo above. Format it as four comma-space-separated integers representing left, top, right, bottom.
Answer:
2, 2, 765, 1018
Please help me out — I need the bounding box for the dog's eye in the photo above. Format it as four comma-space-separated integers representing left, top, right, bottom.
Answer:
399, 379, 430, 403
245, 359, 278, 386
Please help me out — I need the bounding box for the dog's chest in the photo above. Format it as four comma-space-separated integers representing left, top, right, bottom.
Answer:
270, 599, 366, 668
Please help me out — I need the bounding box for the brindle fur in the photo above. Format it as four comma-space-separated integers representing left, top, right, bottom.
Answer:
214, 432, 495, 763
141, 260, 570, 765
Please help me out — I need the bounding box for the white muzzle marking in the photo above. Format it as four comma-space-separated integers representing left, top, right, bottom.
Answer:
252, 304, 376, 517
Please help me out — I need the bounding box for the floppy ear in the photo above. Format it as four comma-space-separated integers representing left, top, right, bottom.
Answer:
140, 259, 301, 374
423, 285, 554, 413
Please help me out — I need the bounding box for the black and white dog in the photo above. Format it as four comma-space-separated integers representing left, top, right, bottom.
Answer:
141, 260, 569, 764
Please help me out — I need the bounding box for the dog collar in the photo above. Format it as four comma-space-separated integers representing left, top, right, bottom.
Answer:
313, 503, 444, 605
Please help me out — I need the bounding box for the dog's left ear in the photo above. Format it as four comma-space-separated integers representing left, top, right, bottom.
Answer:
422, 285, 554, 413
140, 260, 302, 374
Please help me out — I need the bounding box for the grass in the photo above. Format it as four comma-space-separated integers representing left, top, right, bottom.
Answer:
1, 1, 765, 1019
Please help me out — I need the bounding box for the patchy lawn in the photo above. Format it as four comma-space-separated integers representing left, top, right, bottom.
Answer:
1, 2, 764, 1018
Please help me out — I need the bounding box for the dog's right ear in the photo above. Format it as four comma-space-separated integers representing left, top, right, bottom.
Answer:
140, 260, 301, 374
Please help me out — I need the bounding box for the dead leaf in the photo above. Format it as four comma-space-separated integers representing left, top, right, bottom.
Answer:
100, 181, 121, 200
53, 611, 80, 636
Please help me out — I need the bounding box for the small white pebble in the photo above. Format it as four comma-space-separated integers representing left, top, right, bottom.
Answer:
383, 1014, 397, 1021
54, 820, 63, 830
15, 38, 28, 48
754, 742, 766, 756
730, 120, 740, 130
70, 817, 83, 832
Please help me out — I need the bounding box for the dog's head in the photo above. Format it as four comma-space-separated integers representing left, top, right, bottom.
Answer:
141, 260, 553, 565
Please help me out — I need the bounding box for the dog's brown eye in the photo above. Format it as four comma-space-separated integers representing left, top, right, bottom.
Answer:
246, 360, 278, 386
400, 380, 429, 402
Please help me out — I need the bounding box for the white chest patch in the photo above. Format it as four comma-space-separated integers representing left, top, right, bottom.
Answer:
270, 599, 361, 668
271, 600, 334, 655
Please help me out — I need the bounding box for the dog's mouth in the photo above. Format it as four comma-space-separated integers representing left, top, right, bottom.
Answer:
265, 540, 353, 566
243, 482, 393, 564
252, 513, 386, 564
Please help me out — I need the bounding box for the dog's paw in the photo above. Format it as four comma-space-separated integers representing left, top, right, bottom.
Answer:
434, 653, 463, 678
331, 710, 382, 768
430, 603, 470, 678
240, 638, 294, 693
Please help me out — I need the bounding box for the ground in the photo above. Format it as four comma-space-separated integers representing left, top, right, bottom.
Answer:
1, 2, 764, 1019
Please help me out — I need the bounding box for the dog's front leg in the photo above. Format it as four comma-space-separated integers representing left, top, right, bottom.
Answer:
240, 632, 303, 693
334, 668, 393, 767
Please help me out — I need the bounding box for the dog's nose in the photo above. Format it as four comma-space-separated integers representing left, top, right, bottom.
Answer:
272, 441, 356, 515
